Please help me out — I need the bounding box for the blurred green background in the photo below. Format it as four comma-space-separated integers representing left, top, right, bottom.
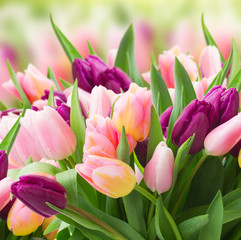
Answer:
0, 0, 240, 87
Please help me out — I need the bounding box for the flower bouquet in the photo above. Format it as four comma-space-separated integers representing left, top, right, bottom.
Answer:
1, 14, 241, 240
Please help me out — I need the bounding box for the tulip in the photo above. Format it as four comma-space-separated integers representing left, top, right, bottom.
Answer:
134, 138, 149, 167
0, 150, 8, 180
84, 115, 136, 158
112, 83, 152, 142
159, 106, 173, 138
75, 155, 136, 198
7, 199, 44, 236
43, 216, 58, 240
107, 49, 117, 68
72, 55, 108, 92
204, 113, 241, 156
20, 107, 77, 160
0, 196, 15, 220
199, 46, 222, 78
0, 108, 21, 118
0, 177, 15, 211
56, 103, 71, 125
171, 99, 214, 154
89, 86, 112, 117
219, 88, 239, 124
97, 67, 132, 93
3, 64, 56, 103
11, 175, 67, 218
41, 89, 67, 103
158, 46, 198, 88
142, 71, 150, 84
144, 142, 174, 194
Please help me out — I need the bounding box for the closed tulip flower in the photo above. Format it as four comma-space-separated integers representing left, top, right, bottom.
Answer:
204, 113, 241, 156
20, 107, 77, 160
76, 155, 136, 198
159, 106, 173, 138
7, 199, 44, 236
171, 99, 214, 154
144, 142, 174, 194
112, 83, 152, 142
0, 150, 8, 180
11, 175, 67, 218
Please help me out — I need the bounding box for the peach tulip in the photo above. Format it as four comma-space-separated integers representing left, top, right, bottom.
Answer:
204, 113, 241, 156
112, 83, 152, 142
0, 177, 14, 211
144, 142, 174, 194
76, 155, 136, 198
7, 199, 44, 236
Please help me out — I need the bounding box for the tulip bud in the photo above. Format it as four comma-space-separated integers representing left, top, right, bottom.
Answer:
97, 67, 132, 93
219, 88, 239, 124
171, 99, 214, 154
0, 150, 8, 181
76, 155, 136, 198
159, 106, 173, 138
11, 175, 67, 218
144, 142, 174, 194
134, 138, 149, 167
204, 113, 241, 156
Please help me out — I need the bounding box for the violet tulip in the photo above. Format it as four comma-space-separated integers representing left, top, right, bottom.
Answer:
159, 106, 173, 138
171, 99, 214, 154
11, 175, 67, 218
0, 150, 8, 180
144, 142, 174, 194
204, 113, 241, 156
97, 67, 132, 94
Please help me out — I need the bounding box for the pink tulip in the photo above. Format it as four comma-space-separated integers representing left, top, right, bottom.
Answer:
7, 199, 44, 236
0, 177, 14, 211
142, 71, 151, 84
107, 49, 117, 68
84, 115, 136, 158
199, 46, 222, 78
192, 81, 205, 100
20, 107, 77, 160
158, 46, 199, 88
112, 83, 152, 142
89, 86, 112, 117
32, 99, 48, 110
204, 113, 241, 156
144, 142, 174, 194
3, 64, 56, 103
75, 155, 136, 198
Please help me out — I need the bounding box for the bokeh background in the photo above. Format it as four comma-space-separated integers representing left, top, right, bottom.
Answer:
0, 0, 240, 104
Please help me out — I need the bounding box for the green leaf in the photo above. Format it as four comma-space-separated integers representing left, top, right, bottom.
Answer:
223, 210, 241, 224
166, 58, 196, 146
70, 80, 86, 163
147, 217, 156, 240
26, 155, 33, 165
48, 86, 55, 108
155, 195, 182, 240
223, 155, 236, 195
230, 222, 241, 240
0, 101, 7, 111
43, 217, 62, 235
199, 191, 223, 240
227, 69, 241, 92
178, 214, 209, 239
105, 197, 121, 219
87, 40, 96, 55
184, 156, 224, 209
114, 24, 143, 86
150, 51, 157, 67
150, 65, 172, 115
164, 135, 195, 208
50, 14, 83, 63
57, 223, 70, 240
0, 107, 26, 155
56, 170, 79, 207
201, 13, 225, 62
146, 106, 164, 163
223, 188, 241, 207
69, 228, 87, 240
60, 78, 73, 89
47, 66, 61, 90
123, 191, 147, 238
15, 162, 62, 179
7, 61, 31, 109
116, 126, 130, 164
205, 46, 233, 94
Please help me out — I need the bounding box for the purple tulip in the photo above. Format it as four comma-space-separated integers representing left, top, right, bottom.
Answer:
97, 67, 132, 93
56, 103, 71, 125
11, 175, 67, 218
41, 90, 67, 103
171, 99, 214, 154
135, 138, 149, 167
230, 139, 241, 158
0, 150, 8, 181
219, 88, 239, 124
159, 106, 173, 138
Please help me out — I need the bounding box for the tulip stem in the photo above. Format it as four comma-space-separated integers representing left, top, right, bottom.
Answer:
67, 156, 76, 168
134, 185, 156, 205
146, 191, 158, 227
66, 204, 127, 240
171, 153, 208, 216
